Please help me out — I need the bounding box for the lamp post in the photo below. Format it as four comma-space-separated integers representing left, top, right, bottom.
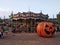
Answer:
11, 11, 13, 28
53, 14, 55, 24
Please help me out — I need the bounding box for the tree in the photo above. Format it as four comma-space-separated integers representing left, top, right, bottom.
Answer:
57, 12, 60, 24
0, 18, 3, 23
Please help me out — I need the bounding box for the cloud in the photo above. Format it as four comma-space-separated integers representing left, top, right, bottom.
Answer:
0, 8, 6, 11
0, 8, 10, 19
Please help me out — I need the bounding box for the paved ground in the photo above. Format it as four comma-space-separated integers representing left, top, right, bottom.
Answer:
0, 29, 60, 45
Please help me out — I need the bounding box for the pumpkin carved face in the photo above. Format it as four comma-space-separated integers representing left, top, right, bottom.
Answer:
36, 22, 55, 37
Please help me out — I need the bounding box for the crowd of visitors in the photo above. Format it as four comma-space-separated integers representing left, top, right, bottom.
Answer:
0, 21, 60, 39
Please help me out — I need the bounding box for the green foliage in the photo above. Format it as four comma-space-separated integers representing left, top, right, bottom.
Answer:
57, 12, 60, 23
0, 18, 3, 23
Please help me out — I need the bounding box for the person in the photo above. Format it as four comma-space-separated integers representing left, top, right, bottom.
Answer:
0, 25, 4, 38
0, 30, 3, 38
4, 24, 9, 35
12, 25, 16, 33
57, 26, 59, 31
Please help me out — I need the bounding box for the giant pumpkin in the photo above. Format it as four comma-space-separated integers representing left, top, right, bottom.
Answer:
36, 22, 55, 37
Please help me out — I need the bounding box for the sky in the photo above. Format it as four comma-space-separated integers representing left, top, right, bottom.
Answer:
0, 0, 60, 19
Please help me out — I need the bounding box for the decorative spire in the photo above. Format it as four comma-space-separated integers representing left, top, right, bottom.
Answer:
40, 10, 42, 13
40, 10, 42, 15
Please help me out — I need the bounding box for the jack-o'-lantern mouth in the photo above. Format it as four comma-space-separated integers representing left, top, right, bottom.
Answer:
45, 29, 55, 35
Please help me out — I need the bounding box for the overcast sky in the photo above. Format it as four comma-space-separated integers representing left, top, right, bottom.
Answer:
0, 0, 60, 19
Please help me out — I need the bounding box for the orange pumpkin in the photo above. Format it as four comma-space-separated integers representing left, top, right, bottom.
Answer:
36, 22, 55, 37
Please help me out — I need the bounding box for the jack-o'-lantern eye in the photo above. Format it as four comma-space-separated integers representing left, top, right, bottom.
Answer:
45, 24, 49, 27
